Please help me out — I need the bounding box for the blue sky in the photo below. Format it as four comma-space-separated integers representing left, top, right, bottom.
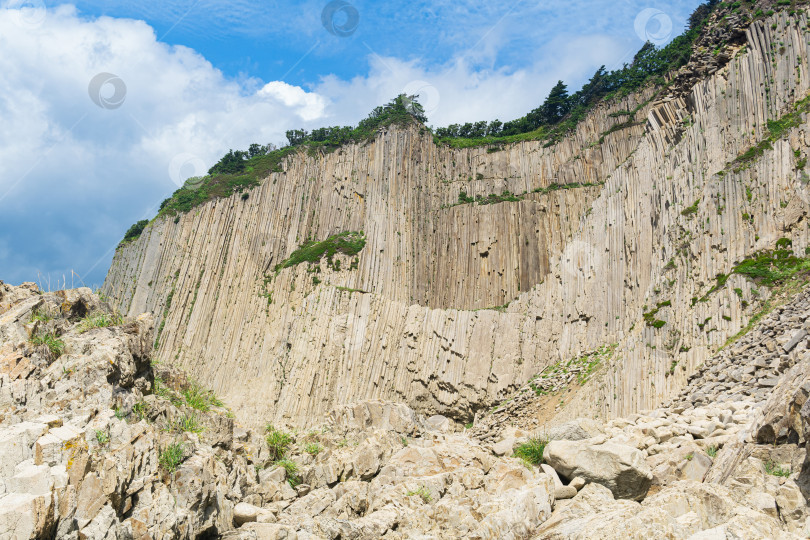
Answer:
0, 0, 702, 287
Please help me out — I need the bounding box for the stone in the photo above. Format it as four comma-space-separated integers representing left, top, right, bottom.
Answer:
34, 424, 84, 467
0, 423, 48, 477
570, 476, 586, 491
784, 330, 807, 353
545, 418, 605, 441
681, 452, 712, 482
234, 502, 262, 526
491, 437, 515, 457
750, 491, 778, 518
541, 464, 564, 488
554, 485, 577, 500
425, 415, 453, 432
543, 440, 653, 500
0, 492, 54, 539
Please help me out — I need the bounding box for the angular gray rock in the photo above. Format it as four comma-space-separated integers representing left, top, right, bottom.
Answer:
543, 440, 653, 500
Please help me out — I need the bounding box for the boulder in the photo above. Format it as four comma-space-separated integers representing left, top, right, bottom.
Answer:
234, 502, 262, 526
554, 485, 577, 499
681, 452, 713, 482
545, 418, 605, 441
491, 437, 515, 457
543, 440, 653, 500
425, 415, 453, 432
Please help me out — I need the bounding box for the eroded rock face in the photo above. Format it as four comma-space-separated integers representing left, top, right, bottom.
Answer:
103, 7, 810, 429
4, 279, 810, 538
0, 284, 568, 540
0, 284, 250, 539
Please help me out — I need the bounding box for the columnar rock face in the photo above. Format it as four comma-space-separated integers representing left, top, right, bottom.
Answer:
104, 10, 810, 429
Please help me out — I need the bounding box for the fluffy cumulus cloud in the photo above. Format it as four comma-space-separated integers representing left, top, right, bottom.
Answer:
0, 1, 696, 286
315, 33, 628, 129
0, 4, 330, 286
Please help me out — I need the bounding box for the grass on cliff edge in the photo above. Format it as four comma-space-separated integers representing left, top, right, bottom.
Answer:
272, 231, 366, 274
157, 146, 297, 217
727, 93, 810, 173
720, 241, 810, 350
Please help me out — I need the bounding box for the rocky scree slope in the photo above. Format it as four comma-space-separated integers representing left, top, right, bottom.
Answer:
104, 6, 810, 429
5, 280, 810, 538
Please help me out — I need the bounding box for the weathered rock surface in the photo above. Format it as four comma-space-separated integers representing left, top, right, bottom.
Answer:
544, 439, 653, 500
6, 3, 810, 539
103, 7, 810, 429
5, 272, 810, 539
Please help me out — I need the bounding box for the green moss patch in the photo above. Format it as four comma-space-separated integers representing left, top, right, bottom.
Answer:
274, 232, 366, 274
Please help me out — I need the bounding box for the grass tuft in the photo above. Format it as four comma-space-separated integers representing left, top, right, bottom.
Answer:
406, 486, 432, 503
168, 413, 204, 434
265, 425, 295, 461
274, 459, 301, 487
94, 429, 110, 446
182, 382, 224, 412
77, 312, 124, 333
765, 459, 790, 477
159, 442, 185, 472
513, 436, 549, 466
305, 442, 322, 456
31, 332, 65, 358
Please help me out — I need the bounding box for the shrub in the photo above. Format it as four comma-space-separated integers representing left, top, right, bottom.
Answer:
274, 459, 301, 487
305, 442, 322, 456
266, 426, 294, 461
31, 332, 65, 358
457, 191, 475, 204
706, 445, 717, 458
513, 436, 549, 466
681, 199, 700, 216
122, 219, 149, 243
159, 442, 185, 472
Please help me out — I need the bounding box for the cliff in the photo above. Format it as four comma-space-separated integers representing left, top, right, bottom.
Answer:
104, 9, 810, 429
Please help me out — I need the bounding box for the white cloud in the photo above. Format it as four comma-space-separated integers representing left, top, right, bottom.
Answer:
313, 32, 627, 127
0, 2, 673, 285
258, 81, 327, 121
0, 4, 333, 285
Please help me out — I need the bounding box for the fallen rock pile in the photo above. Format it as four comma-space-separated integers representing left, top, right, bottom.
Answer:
3, 278, 810, 539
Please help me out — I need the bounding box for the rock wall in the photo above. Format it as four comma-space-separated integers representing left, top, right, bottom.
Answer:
104, 10, 810, 429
